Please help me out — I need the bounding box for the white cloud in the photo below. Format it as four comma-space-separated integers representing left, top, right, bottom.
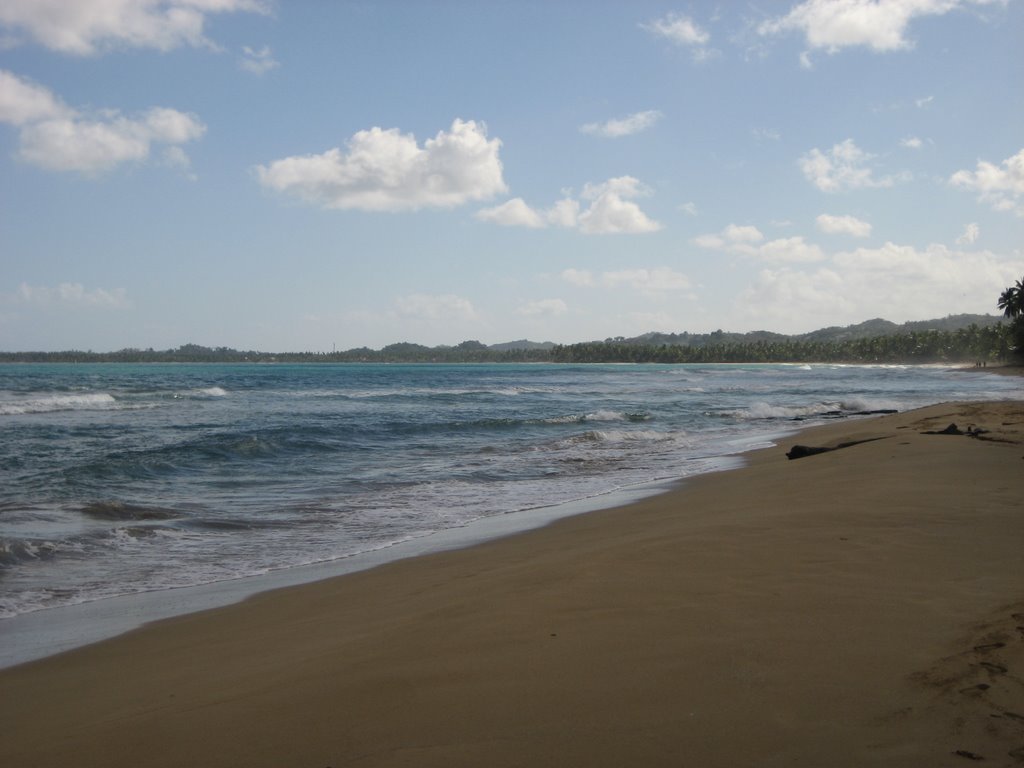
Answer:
395, 293, 478, 322
475, 198, 546, 228
257, 119, 506, 212
757, 236, 828, 263
816, 213, 872, 237
478, 177, 659, 235
678, 201, 698, 216
956, 222, 980, 245
641, 12, 716, 61
949, 147, 1024, 216
0, 69, 71, 124
516, 298, 568, 317
693, 224, 764, 255
694, 224, 825, 263
739, 268, 853, 326
239, 45, 279, 75
799, 139, 906, 192
642, 12, 710, 46
901, 136, 923, 149
18, 281, 129, 308
738, 242, 1023, 330
0, 69, 206, 174
546, 198, 581, 228
834, 241, 1018, 292
758, 0, 996, 59
19, 108, 205, 174
723, 224, 765, 244
561, 268, 595, 287
580, 110, 662, 138
578, 176, 662, 234
476, 197, 580, 229
0, 0, 269, 55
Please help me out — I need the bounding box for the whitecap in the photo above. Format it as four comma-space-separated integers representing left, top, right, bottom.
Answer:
0, 393, 117, 416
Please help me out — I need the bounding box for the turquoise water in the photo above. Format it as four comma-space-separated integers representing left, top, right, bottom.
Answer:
0, 362, 1018, 619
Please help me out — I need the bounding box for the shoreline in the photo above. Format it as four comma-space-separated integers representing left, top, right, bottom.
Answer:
0, 462, 746, 670
2, 399, 1023, 766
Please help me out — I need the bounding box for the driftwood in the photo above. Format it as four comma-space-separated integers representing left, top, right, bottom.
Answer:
786, 436, 889, 460
921, 423, 989, 437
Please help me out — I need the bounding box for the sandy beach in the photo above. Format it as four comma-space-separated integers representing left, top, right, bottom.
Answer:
2, 399, 1022, 767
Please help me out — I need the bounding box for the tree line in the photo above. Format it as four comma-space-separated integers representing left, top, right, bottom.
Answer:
0, 322, 1017, 365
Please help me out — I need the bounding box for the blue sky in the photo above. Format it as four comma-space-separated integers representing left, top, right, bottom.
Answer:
1, 0, 1022, 351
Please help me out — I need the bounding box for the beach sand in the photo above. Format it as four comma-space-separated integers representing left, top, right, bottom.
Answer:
2, 400, 1023, 767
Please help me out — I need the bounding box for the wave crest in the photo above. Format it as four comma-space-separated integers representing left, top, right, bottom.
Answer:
0, 393, 117, 416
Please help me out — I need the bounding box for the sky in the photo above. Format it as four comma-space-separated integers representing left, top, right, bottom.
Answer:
1, 0, 1022, 352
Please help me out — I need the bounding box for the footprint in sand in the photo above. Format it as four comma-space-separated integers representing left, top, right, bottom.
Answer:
954, 749, 985, 760
979, 661, 1008, 675
959, 683, 991, 694
974, 642, 1006, 652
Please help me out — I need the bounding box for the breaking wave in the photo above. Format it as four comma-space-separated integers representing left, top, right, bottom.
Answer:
0, 393, 117, 416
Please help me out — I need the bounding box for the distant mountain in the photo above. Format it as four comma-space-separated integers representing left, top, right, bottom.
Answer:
610, 314, 1003, 348
795, 314, 1001, 343
487, 339, 556, 352
0, 314, 1010, 364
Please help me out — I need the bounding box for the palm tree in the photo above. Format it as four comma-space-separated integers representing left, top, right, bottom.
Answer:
998, 276, 1024, 319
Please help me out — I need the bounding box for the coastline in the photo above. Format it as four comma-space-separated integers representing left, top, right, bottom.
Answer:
0, 466, 740, 670
1, 399, 1022, 766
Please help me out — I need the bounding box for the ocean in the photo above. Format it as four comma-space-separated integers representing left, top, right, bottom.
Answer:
0, 362, 1019, 657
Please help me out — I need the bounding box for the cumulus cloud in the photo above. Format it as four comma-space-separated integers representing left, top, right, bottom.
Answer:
901, 136, 924, 149
18, 107, 206, 174
0, 0, 269, 55
0, 69, 205, 174
474, 196, 582, 229
580, 110, 662, 138
695, 224, 826, 263
956, 222, 980, 245
239, 45, 279, 75
395, 293, 478, 322
0, 69, 71, 124
257, 119, 507, 212
693, 224, 764, 255
546, 198, 581, 228
949, 147, 1024, 216
816, 213, 872, 237
475, 198, 546, 228
758, 0, 997, 62
516, 298, 568, 317
737, 241, 1023, 330
561, 267, 692, 295
799, 139, 907, 192
477, 176, 660, 235
18, 281, 129, 308
578, 177, 661, 234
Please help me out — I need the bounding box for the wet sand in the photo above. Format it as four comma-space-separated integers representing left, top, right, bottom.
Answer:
1, 400, 1022, 767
